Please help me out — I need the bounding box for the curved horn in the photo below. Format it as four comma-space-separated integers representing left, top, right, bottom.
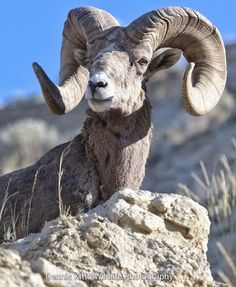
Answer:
33, 7, 120, 114
126, 7, 227, 116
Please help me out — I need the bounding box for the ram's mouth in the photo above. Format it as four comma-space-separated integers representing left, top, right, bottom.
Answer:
89, 96, 113, 104
88, 97, 114, 112
93, 96, 114, 102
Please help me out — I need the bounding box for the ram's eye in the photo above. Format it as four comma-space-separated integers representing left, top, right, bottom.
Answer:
137, 57, 149, 66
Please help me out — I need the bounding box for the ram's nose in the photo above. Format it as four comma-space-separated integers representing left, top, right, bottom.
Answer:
85, 71, 113, 102
89, 79, 107, 94
88, 72, 109, 94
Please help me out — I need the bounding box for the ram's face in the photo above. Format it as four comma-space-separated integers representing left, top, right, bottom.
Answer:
84, 29, 152, 115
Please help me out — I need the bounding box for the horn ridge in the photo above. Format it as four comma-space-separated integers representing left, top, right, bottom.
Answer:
126, 6, 227, 116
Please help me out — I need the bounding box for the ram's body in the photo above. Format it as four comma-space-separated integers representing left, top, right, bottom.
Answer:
0, 6, 226, 241
0, 102, 152, 240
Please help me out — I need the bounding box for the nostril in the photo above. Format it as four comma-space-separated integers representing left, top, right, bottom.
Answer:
97, 81, 108, 88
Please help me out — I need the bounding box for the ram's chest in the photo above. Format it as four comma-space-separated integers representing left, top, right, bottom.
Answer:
89, 125, 152, 199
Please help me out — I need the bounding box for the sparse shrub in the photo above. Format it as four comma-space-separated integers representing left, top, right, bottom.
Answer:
178, 138, 236, 234
178, 138, 236, 285
0, 118, 60, 174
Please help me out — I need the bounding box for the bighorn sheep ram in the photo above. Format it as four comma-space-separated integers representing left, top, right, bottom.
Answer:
0, 6, 227, 241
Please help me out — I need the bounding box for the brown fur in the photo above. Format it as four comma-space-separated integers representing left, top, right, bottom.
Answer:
0, 95, 152, 241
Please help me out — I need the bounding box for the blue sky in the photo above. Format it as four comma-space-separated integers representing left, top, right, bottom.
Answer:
0, 0, 235, 103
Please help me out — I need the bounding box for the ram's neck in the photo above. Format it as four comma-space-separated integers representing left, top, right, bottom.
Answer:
82, 97, 153, 200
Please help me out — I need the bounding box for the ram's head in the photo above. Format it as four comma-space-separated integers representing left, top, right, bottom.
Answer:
33, 7, 227, 116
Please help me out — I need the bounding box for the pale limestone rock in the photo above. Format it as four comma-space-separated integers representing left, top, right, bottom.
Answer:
31, 257, 87, 287
3, 189, 226, 287
0, 248, 45, 287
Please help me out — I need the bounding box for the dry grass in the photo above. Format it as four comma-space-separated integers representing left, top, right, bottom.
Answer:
178, 138, 236, 285
0, 141, 73, 242
2, 141, 74, 240
216, 241, 236, 285
6, 200, 19, 241
217, 270, 233, 286
0, 178, 12, 222
25, 168, 41, 236
178, 139, 236, 234
0, 168, 43, 241
57, 143, 72, 222
0, 179, 19, 241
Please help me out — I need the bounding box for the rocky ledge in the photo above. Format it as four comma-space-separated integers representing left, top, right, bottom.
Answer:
0, 189, 227, 287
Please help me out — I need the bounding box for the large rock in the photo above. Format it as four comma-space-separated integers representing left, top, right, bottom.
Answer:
0, 248, 45, 287
3, 189, 226, 287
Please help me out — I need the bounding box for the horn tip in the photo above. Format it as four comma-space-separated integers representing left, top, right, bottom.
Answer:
32, 62, 42, 74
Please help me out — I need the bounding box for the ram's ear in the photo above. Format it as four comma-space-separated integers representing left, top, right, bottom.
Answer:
144, 48, 182, 79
